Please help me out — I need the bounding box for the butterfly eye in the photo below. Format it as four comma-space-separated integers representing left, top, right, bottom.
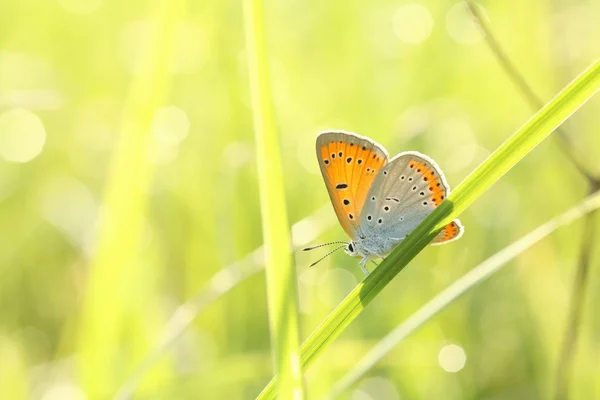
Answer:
348, 243, 354, 252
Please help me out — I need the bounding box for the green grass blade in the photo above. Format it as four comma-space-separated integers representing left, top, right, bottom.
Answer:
329, 189, 600, 397
76, 1, 185, 397
256, 58, 600, 400
243, 0, 304, 398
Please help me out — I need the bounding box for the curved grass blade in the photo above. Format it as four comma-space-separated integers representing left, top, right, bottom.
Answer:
243, 0, 304, 397
329, 189, 600, 397
256, 58, 600, 399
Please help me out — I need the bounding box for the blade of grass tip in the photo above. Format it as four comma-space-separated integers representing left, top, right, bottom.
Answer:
243, 0, 304, 398
114, 205, 335, 399
328, 189, 600, 397
256, 58, 600, 400
76, 0, 185, 398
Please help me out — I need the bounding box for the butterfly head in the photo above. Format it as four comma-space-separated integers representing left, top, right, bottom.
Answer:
344, 241, 359, 257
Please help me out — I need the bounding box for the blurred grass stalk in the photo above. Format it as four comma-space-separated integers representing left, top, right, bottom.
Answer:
257, 59, 600, 399
243, 0, 304, 398
329, 188, 600, 397
466, 0, 595, 180
465, 3, 600, 397
75, 0, 185, 397
114, 205, 335, 399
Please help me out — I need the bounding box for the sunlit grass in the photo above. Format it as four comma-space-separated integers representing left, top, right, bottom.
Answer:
243, 0, 304, 397
257, 58, 600, 399
3, 1, 600, 399
76, 0, 186, 397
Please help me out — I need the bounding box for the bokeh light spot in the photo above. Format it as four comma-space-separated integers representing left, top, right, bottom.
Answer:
152, 106, 190, 145
119, 20, 207, 74
223, 141, 253, 169
41, 383, 87, 400
41, 177, 98, 253
147, 141, 179, 165
446, 2, 486, 45
353, 377, 400, 400
393, 3, 434, 44
0, 108, 46, 163
438, 344, 467, 372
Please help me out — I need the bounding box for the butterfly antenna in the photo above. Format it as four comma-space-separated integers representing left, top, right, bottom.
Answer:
302, 241, 347, 251
308, 245, 346, 268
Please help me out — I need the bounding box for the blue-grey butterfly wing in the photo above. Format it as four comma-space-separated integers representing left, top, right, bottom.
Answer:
359, 151, 462, 248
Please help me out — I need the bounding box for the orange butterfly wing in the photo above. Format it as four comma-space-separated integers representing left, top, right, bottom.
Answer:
316, 131, 388, 239
432, 220, 463, 244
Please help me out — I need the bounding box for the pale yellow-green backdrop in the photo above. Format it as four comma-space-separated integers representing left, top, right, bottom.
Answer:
1, 0, 599, 399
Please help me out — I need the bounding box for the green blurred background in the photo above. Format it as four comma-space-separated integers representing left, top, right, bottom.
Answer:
1, 0, 599, 399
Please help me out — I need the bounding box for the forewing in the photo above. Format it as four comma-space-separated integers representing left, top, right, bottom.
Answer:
316, 130, 388, 239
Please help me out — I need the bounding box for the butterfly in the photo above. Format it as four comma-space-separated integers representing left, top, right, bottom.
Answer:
305, 130, 463, 275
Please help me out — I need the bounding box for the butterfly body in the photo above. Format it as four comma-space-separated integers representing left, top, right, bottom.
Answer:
344, 237, 397, 273
315, 130, 463, 275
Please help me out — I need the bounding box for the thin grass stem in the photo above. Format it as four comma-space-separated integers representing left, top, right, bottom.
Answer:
243, 0, 304, 396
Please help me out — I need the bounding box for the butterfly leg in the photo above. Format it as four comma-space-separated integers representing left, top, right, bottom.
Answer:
358, 256, 370, 276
